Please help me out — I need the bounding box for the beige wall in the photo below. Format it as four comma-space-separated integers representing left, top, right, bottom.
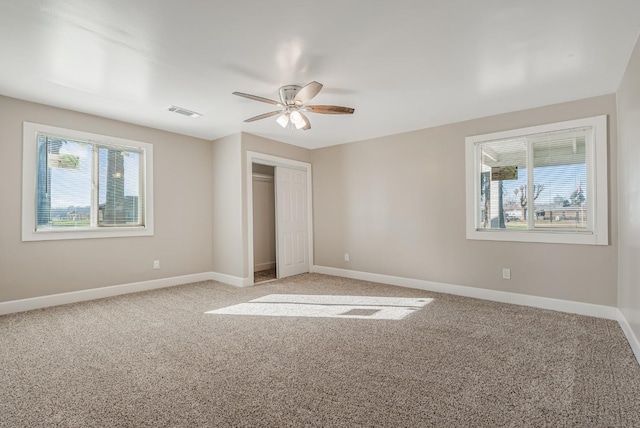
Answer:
312, 95, 618, 305
252, 165, 275, 271
211, 133, 243, 277
242, 132, 312, 163
616, 36, 640, 339
0, 96, 213, 302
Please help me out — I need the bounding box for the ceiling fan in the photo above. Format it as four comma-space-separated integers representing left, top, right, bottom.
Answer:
233, 81, 354, 131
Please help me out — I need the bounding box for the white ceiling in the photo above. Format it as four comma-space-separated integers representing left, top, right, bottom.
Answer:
0, 1, 638, 149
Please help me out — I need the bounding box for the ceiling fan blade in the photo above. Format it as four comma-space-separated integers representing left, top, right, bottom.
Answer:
293, 81, 323, 105
244, 110, 282, 122
305, 105, 355, 115
298, 112, 311, 130
233, 92, 283, 106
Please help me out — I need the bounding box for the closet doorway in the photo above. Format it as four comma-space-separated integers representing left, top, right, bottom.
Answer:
247, 152, 313, 285
251, 164, 276, 283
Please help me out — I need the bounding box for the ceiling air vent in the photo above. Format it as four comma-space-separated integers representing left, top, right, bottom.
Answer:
168, 105, 202, 118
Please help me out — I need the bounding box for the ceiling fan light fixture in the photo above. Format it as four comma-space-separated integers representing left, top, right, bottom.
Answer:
290, 110, 303, 124
276, 113, 290, 128
294, 119, 306, 130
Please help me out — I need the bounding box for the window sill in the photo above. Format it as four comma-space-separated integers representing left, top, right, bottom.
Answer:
22, 226, 154, 242
466, 228, 607, 245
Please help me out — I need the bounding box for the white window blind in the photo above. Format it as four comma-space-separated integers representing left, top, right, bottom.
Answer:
36, 134, 144, 230
476, 128, 589, 232
97, 146, 143, 227
23, 122, 154, 241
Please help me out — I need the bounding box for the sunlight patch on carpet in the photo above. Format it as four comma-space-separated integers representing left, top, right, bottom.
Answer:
206, 294, 433, 320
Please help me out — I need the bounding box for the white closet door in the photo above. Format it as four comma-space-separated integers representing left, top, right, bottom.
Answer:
275, 166, 308, 278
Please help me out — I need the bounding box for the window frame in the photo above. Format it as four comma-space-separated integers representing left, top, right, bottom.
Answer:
22, 122, 154, 241
465, 115, 608, 245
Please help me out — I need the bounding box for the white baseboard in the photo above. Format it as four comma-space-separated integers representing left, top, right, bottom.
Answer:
0, 272, 214, 315
0, 271, 253, 315
312, 265, 619, 320
254, 262, 276, 272
616, 309, 640, 365
210, 271, 251, 287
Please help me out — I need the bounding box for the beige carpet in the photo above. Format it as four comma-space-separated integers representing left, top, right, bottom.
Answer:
1, 273, 639, 427
254, 268, 277, 284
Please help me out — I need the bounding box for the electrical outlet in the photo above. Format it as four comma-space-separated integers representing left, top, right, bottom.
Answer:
344, 253, 350, 262
153, 260, 160, 270
502, 268, 511, 279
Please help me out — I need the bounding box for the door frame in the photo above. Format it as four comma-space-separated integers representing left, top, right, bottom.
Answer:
246, 151, 313, 285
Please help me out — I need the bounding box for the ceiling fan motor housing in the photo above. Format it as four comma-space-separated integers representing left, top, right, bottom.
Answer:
279, 85, 302, 106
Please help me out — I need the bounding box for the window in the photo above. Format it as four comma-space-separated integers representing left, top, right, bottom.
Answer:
465, 115, 608, 245
22, 122, 154, 241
